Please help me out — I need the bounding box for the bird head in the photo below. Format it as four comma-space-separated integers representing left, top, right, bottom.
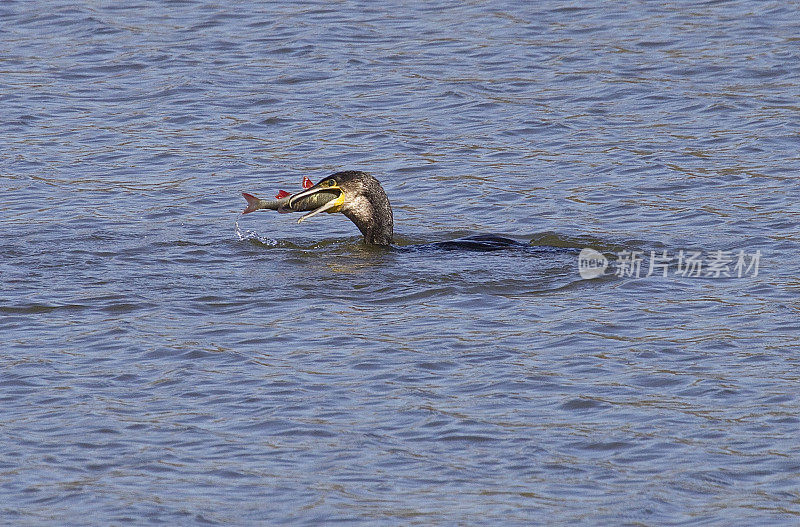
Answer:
288, 171, 393, 245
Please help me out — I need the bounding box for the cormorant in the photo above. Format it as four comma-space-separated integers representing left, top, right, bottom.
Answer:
243, 170, 393, 245
242, 170, 529, 251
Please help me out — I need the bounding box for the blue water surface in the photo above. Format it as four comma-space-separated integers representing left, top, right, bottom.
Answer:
2, 1, 800, 524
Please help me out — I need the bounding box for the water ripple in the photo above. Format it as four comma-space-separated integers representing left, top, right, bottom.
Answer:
1, 0, 799, 525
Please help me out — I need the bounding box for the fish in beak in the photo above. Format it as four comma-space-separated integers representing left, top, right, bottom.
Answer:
241, 177, 343, 222
287, 177, 346, 223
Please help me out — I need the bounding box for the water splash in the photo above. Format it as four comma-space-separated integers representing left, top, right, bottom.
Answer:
235, 214, 278, 246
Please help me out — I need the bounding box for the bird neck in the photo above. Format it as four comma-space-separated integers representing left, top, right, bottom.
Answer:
342, 186, 393, 246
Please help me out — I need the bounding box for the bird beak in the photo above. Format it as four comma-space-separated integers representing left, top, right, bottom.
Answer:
288, 181, 345, 223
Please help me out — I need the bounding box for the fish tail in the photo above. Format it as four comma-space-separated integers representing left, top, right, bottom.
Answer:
242, 192, 261, 214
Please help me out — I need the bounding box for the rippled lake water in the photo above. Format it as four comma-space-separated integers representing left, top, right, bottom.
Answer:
2, 1, 800, 524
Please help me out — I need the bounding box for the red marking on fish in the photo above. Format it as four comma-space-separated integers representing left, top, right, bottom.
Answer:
242, 192, 260, 214
302, 177, 313, 189
275, 190, 291, 199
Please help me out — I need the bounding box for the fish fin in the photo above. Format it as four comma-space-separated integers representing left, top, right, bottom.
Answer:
302, 177, 313, 189
242, 192, 261, 214
275, 190, 290, 199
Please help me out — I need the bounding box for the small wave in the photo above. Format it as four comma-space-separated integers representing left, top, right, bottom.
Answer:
0, 303, 88, 315
235, 214, 278, 246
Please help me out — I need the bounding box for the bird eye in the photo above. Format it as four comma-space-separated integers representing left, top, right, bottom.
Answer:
327, 180, 337, 187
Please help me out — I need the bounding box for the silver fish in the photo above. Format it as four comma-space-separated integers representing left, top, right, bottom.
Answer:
241, 189, 341, 223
